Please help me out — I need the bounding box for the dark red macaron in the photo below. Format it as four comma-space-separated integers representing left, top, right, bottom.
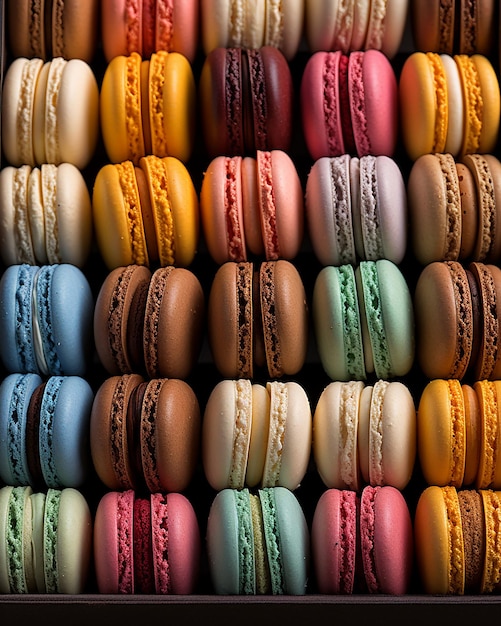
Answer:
199, 46, 293, 157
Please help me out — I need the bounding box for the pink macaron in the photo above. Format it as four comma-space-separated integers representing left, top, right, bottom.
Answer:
300, 50, 398, 160
312, 486, 413, 594
93, 490, 200, 594
200, 150, 304, 264
101, 0, 199, 62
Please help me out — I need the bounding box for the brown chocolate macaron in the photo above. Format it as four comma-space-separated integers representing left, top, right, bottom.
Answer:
94, 264, 205, 379
415, 260, 501, 380
90, 374, 201, 493
208, 260, 308, 378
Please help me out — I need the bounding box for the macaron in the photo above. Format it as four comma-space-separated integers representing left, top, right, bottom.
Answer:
305, 0, 409, 59
6, 0, 99, 61
305, 154, 407, 266
417, 378, 501, 489
399, 52, 500, 160
208, 260, 309, 379
408, 153, 501, 265
1, 56, 99, 169
300, 50, 398, 160
201, 0, 304, 60
206, 487, 310, 595
411, 0, 495, 55
200, 150, 304, 264
100, 50, 195, 164
90, 374, 200, 493
312, 486, 413, 594
0, 373, 94, 489
414, 486, 501, 594
202, 379, 312, 491
94, 264, 204, 379
0, 163, 92, 267
313, 380, 416, 491
199, 46, 293, 158
313, 261, 415, 381
101, 0, 199, 63
414, 260, 501, 380
93, 489, 200, 594
0, 486, 92, 593
0, 264, 94, 377
92, 156, 199, 270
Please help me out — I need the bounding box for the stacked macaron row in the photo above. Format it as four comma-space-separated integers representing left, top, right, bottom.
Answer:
0, 1, 103, 594
4, 0, 501, 601
403, 1, 501, 597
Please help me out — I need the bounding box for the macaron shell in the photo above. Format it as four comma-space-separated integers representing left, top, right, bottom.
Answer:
399, 52, 444, 161
43, 264, 94, 377
206, 488, 243, 594
93, 265, 152, 375
312, 264, 366, 381
312, 488, 358, 594
143, 266, 204, 379
143, 378, 201, 493
92, 162, 150, 269
349, 50, 398, 157
202, 379, 253, 491
301, 51, 344, 159
90, 374, 146, 491
306, 155, 357, 266
260, 260, 308, 378
161, 493, 200, 594
0, 165, 36, 265
417, 379, 466, 487
467, 54, 500, 155
474, 380, 501, 489
313, 381, 364, 490
141, 156, 199, 268
358, 380, 416, 490
268, 486, 309, 594
0, 373, 42, 487
408, 153, 462, 264
54, 488, 92, 594
361, 485, 413, 594
257, 150, 304, 261
414, 485, 465, 594
41, 376, 94, 488
1, 57, 43, 167
94, 490, 134, 593
200, 155, 247, 263
414, 261, 473, 380
263, 381, 312, 490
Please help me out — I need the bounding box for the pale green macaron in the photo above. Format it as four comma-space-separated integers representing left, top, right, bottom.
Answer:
313, 260, 415, 380
206, 487, 310, 595
0, 486, 92, 593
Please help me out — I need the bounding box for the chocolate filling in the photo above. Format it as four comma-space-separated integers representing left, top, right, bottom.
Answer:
26, 381, 46, 490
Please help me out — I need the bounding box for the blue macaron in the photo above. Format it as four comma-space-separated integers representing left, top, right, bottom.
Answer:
0, 264, 94, 376
0, 373, 94, 488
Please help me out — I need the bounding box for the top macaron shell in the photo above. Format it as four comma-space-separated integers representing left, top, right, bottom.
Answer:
0, 264, 94, 377
101, 0, 199, 63
300, 50, 398, 160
